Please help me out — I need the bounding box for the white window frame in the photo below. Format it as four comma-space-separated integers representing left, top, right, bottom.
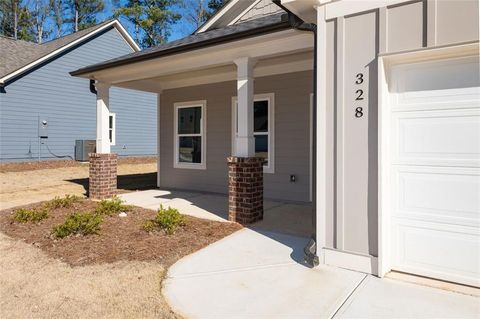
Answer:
231, 93, 275, 174
109, 113, 116, 146
174, 100, 207, 170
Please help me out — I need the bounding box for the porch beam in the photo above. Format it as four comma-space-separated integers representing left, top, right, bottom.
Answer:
96, 82, 111, 154
233, 57, 256, 157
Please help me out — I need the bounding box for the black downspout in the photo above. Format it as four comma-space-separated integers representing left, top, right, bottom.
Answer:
273, 0, 319, 267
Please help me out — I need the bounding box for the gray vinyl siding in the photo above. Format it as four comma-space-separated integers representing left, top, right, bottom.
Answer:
0, 27, 157, 161
324, 0, 479, 256
159, 71, 313, 203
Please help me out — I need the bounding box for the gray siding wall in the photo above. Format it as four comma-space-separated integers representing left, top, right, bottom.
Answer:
324, 0, 479, 256
160, 71, 313, 202
0, 27, 157, 161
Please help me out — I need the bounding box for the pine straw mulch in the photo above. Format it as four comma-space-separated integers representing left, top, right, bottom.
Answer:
0, 199, 241, 267
0, 156, 157, 173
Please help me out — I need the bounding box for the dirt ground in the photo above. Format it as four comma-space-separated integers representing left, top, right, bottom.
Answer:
0, 199, 241, 267
0, 160, 157, 210
0, 159, 241, 318
0, 232, 175, 319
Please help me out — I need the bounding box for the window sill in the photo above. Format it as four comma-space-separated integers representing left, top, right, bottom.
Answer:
174, 162, 206, 170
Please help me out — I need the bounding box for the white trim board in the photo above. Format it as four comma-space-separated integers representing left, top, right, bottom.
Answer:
0, 20, 139, 85
323, 248, 378, 275
173, 100, 207, 170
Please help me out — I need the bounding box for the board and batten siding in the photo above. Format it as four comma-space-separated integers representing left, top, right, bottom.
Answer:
0, 27, 157, 161
160, 71, 313, 202
322, 0, 479, 256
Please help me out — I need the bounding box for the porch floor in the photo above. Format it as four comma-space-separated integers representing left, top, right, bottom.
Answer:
119, 189, 312, 237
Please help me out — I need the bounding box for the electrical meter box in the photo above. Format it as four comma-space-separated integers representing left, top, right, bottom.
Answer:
38, 118, 48, 138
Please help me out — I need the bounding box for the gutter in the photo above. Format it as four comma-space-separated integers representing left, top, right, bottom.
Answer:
70, 19, 291, 77
273, 0, 319, 267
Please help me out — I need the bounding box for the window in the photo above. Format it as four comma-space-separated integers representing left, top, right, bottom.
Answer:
174, 100, 206, 169
109, 113, 115, 145
232, 93, 274, 173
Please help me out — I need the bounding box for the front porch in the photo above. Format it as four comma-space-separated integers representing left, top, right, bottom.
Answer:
119, 189, 312, 237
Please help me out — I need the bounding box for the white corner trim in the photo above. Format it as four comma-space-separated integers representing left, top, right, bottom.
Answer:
0, 20, 139, 85
173, 100, 207, 170
231, 93, 275, 174
157, 93, 161, 188
197, 0, 241, 33
323, 248, 378, 275
228, 0, 261, 26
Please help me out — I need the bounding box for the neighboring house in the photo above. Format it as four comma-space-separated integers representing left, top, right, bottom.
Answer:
0, 20, 157, 162
71, 0, 480, 288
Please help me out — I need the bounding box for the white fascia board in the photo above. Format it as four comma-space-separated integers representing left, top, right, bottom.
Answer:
0, 20, 139, 86
196, 0, 241, 33
228, 0, 261, 26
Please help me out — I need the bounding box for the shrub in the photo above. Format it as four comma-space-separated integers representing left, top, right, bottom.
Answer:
13, 207, 49, 223
143, 205, 186, 235
95, 196, 132, 216
47, 194, 81, 209
52, 212, 102, 238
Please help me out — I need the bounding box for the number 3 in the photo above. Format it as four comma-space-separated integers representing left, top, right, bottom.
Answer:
355, 73, 364, 85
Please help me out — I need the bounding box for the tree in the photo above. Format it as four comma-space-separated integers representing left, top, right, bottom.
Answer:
183, 0, 208, 30
50, 0, 66, 38
65, 0, 105, 32
115, 0, 181, 48
30, 0, 52, 43
206, 0, 226, 18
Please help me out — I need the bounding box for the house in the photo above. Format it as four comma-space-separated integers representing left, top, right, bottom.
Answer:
0, 20, 157, 162
71, 0, 480, 288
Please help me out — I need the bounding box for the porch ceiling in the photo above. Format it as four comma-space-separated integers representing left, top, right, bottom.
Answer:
77, 29, 314, 93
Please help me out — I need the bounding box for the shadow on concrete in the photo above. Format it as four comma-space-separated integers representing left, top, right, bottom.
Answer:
67, 172, 157, 196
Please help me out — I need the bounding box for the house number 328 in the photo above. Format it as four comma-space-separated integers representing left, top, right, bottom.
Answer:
355, 73, 364, 118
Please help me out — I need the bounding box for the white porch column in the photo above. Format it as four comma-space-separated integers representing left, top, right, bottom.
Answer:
96, 82, 111, 154
233, 57, 256, 157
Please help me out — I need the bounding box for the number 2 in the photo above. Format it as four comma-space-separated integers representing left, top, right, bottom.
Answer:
355, 89, 364, 100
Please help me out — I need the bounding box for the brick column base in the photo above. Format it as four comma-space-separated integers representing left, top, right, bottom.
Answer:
89, 153, 117, 200
227, 157, 263, 225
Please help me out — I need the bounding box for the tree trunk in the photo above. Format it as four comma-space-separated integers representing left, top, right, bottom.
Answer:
75, 8, 78, 32
13, 1, 18, 40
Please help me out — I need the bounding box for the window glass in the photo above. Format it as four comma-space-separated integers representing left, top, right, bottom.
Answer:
254, 100, 268, 132
178, 107, 201, 134
254, 135, 268, 165
178, 136, 202, 163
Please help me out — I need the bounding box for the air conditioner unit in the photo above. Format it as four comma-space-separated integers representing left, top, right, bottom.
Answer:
75, 140, 96, 161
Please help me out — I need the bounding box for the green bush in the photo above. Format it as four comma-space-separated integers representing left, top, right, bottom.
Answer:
13, 207, 49, 223
46, 194, 81, 209
143, 205, 186, 235
95, 196, 132, 216
52, 212, 102, 238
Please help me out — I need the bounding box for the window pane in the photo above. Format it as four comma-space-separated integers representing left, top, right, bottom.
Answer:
179, 136, 202, 163
254, 100, 268, 132
109, 130, 113, 142
254, 135, 268, 165
109, 115, 113, 129
178, 107, 201, 134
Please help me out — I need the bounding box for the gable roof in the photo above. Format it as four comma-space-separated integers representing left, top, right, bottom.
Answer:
71, 13, 290, 77
0, 19, 139, 86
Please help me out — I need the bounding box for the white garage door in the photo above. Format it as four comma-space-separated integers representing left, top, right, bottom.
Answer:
388, 55, 480, 287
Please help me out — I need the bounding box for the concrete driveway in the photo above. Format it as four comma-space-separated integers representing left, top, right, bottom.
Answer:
162, 229, 480, 319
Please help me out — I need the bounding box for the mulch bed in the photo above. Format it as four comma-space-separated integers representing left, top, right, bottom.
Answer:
0, 200, 241, 267
0, 156, 157, 173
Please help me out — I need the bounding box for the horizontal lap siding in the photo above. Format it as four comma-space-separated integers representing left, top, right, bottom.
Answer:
0, 28, 156, 162
160, 71, 313, 202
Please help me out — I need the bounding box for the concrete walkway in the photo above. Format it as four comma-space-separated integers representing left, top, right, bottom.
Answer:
163, 228, 480, 319
120, 189, 312, 237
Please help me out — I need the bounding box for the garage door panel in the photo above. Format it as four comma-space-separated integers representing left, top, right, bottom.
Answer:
387, 53, 480, 286
393, 221, 480, 287
392, 110, 480, 167
393, 167, 480, 226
